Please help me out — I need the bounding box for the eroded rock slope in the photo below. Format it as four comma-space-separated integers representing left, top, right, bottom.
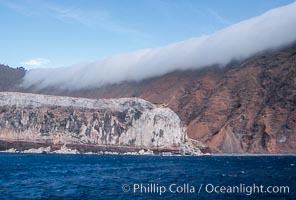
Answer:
1, 43, 296, 154
0, 92, 189, 153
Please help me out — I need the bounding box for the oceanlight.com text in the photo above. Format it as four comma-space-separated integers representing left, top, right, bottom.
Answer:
122, 183, 290, 196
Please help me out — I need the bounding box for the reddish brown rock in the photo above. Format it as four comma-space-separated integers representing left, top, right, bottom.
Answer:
1, 43, 296, 154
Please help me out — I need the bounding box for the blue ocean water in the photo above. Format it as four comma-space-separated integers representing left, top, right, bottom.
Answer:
0, 154, 295, 200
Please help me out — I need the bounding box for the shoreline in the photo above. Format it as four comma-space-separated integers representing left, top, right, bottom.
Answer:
0, 139, 295, 156
0, 139, 185, 156
1, 151, 295, 157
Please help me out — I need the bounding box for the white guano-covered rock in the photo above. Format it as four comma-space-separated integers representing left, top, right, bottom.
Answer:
0, 92, 186, 148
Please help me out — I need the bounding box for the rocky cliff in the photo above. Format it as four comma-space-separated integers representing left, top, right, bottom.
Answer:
0, 92, 198, 155
1, 43, 296, 154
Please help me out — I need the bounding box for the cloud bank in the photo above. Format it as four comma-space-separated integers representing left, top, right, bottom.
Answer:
22, 2, 296, 90
20, 58, 50, 69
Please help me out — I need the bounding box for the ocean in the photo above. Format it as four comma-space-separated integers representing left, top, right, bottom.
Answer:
0, 154, 295, 199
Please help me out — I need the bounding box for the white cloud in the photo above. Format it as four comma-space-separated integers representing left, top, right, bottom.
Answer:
20, 58, 50, 69
22, 2, 296, 90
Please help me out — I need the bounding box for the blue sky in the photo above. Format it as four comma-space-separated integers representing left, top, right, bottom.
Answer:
0, 0, 294, 69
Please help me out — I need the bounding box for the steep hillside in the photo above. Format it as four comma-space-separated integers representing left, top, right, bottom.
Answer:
0, 64, 25, 91
1, 43, 296, 153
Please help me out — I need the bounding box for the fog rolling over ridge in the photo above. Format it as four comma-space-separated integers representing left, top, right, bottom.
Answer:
22, 2, 296, 90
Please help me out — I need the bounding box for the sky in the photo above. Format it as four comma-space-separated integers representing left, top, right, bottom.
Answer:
0, 0, 294, 69
20, 1, 296, 90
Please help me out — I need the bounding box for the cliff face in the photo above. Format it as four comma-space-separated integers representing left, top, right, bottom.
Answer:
1, 44, 296, 154
0, 92, 189, 153
22, 44, 296, 154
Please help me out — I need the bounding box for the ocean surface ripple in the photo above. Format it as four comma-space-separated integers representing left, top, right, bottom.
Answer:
0, 154, 295, 199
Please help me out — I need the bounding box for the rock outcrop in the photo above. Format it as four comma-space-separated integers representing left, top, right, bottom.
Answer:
0, 92, 198, 155
22, 43, 296, 154
1, 43, 296, 154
